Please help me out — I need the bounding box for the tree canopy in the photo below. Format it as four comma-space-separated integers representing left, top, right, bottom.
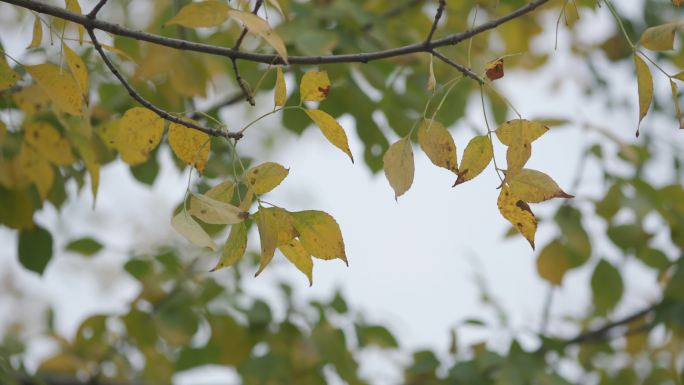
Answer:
1, 0, 684, 384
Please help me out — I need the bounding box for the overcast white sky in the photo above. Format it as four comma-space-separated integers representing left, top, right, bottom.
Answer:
2, 0, 679, 383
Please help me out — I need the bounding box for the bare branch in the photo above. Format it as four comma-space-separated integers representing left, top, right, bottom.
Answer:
231, 0, 264, 106
1, 0, 550, 65
86, 28, 242, 140
425, 0, 446, 45
430, 50, 482, 84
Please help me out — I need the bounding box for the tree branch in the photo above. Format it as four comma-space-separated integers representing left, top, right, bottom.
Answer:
86, 28, 242, 140
0, 0, 550, 65
430, 49, 482, 84
425, 0, 446, 45
231, 0, 264, 106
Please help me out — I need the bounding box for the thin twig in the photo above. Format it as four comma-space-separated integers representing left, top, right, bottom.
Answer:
2, 0, 551, 65
425, 0, 446, 45
87, 0, 108, 18
86, 28, 242, 139
430, 49, 482, 84
231, 0, 263, 106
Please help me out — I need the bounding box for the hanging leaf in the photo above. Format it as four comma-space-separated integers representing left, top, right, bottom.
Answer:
634, 54, 653, 137
27, 16, 42, 49
12, 85, 50, 115
417, 119, 458, 173
202, 180, 235, 203
164, 0, 230, 28
275, 66, 286, 107
290, 210, 347, 264
188, 192, 246, 225
26, 63, 83, 116
305, 109, 354, 162
383, 136, 414, 199
24, 122, 76, 165
116, 107, 164, 165
591, 259, 623, 314
0, 55, 20, 91
210, 222, 247, 271
65, 237, 103, 256
279, 239, 314, 286
255, 206, 280, 276
427, 55, 436, 92
65, 0, 84, 44
171, 211, 218, 251
674, 71, 684, 81
505, 142, 531, 174
18, 225, 53, 275
63, 44, 88, 100
497, 186, 536, 249
168, 121, 210, 173
300, 71, 330, 102
484, 57, 504, 81
454, 135, 492, 186
507, 169, 573, 203
640, 22, 681, 51
252, 206, 298, 246
228, 10, 288, 63
495, 119, 548, 146
245, 162, 289, 194
671, 79, 682, 126
0, 121, 6, 143
69, 132, 100, 203
536, 239, 570, 286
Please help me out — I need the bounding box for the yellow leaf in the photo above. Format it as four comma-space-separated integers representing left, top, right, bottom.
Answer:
70, 134, 100, 203
507, 169, 573, 203
427, 55, 436, 92
300, 71, 330, 102
495, 119, 548, 146
12, 85, 50, 115
27, 16, 43, 49
674, 71, 684, 81
291, 210, 347, 264
383, 136, 414, 199
305, 109, 353, 162
65, 0, 84, 44
640, 22, 681, 51
17, 144, 54, 200
164, 0, 230, 28
536, 240, 570, 286
0, 156, 30, 189
634, 54, 653, 136
0, 55, 20, 91
188, 192, 246, 225
671, 79, 682, 125
505, 142, 531, 175
245, 162, 289, 194
228, 10, 288, 63
454, 135, 492, 186
168, 121, 210, 173
0, 121, 6, 143
117, 107, 164, 165
267, 0, 285, 16
63, 44, 88, 100
210, 222, 247, 271
418, 118, 457, 173
24, 122, 76, 165
275, 66, 286, 107
171, 210, 218, 251
253, 206, 298, 246
497, 186, 537, 249
255, 206, 280, 276
279, 239, 313, 286
674, 0, 682, 6
26, 63, 83, 116
203, 180, 235, 203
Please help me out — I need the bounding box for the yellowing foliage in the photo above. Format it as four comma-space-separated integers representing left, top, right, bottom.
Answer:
634, 54, 653, 136
497, 186, 537, 249
275, 66, 286, 107
211, 222, 248, 271
171, 211, 218, 251
168, 121, 210, 173
291, 210, 347, 264
454, 135, 492, 186
507, 169, 573, 203
640, 22, 681, 51
305, 109, 354, 162
245, 162, 289, 194
27, 16, 42, 49
0, 55, 20, 91
300, 71, 331, 102
418, 119, 458, 173
116, 107, 164, 165
26, 63, 83, 116
228, 10, 288, 63
24, 122, 76, 165
63, 44, 88, 100
383, 136, 414, 199
164, 0, 230, 28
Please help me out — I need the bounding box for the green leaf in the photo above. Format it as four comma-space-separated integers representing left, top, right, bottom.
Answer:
536, 239, 570, 286
65, 237, 103, 256
355, 324, 398, 348
607, 223, 652, 252
591, 259, 623, 314
18, 225, 53, 274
